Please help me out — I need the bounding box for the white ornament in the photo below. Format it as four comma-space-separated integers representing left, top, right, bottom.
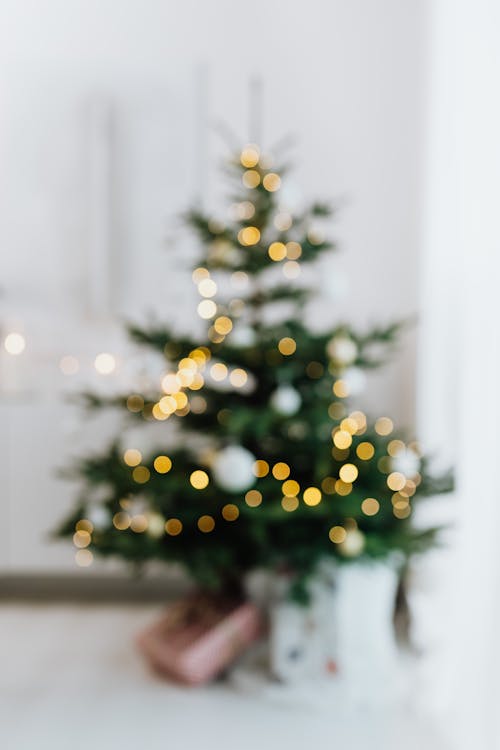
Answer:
270, 385, 301, 416
147, 512, 166, 539
327, 335, 358, 366
212, 445, 256, 492
86, 505, 111, 530
391, 449, 421, 478
338, 528, 366, 558
342, 366, 367, 396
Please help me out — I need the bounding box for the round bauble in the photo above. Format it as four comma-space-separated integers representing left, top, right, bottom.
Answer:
86, 505, 111, 530
391, 449, 421, 478
326, 335, 358, 366
270, 385, 302, 416
338, 528, 366, 558
342, 366, 367, 396
212, 445, 256, 492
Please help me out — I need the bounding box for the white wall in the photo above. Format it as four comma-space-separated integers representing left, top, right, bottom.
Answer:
0, 0, 428, 572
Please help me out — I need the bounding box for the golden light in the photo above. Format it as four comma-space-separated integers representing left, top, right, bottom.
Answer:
113, 512, 131, 530
333, 380, 349, 398
350, 411, 367, 431
94, 352, 116, 375
282, 479, 300, 497
210, 362, 228, 381
303, 487, 322, 506
253, 460, 269, 478
229, 368, 248, 387
75, 519, 93, 533
286, 241, 302, 259
387, 472, 406, 491
356, 442, 375, 460
240, 145, 260, 168
329, 526, 347, 544
340, 418, 358, 435
198, 515, 215, 532
339, 463, 358, 483
214, 316, 233, 335
197, 300, 217, 319
222, 504, 240, 521
172, 392, 188, 410
394, 505, 411, 519
161, 373, 181, 394
335, 480, 353, 496
188, 373, 204, 390
73, 530, 91, 548
159, 396, 177, 414
192, 267, 210, 283
375, 417, 394, 436
278, 337, 296, 356
4, 332, 26, 355
123, 448, 142, 467
190, 470, 209, 490
130, 515, 148, 533
75, 549, 93, 567
152, 403, 169, 421
127, 394, 144, 412
333, 429, 352, 449
238, 226, 261, 246
154, 455, 172, 473
242, 169, 261, 188
132, 466, 150, 484
165, 518, 183, 536
361, 498, 380, 516
321, 477, 336, 494
268, 242, 287, 261
198, 278, 217, 297
262, 172, 281, 191
272, 462, 291, 480
245, 490, 263, 507
281, 496, 299, 512
388, 439, 405, 456
190, 347, 210, 365
328, 402, 346, 419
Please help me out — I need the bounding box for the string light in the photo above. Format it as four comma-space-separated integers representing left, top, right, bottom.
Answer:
214, 316, 233, 335
222, 504, 239, 521
253, 460, 269, 477
321, 477, 336, 494
388, 439, 405, 456
282, 479, 300, 497
192, 267, 210, 283
356, 441, 375, 460
268, 242, 287, 261
198, 515, 215, 532
303, 487, 322, 506
73, 530, 91, 548
272, 462, 291, 480
210, 363, 228, 381
240, 145, 260, 168
4, 332, 25, 355
190, 470, 209, 490
132, 466, 150, 484
335, 480, 352, 495
361, 498, 380, 516
238, 226, 261, 246
123, 449, 142, 467
229, 368, 248, 387
113, 512, 131, 530
332, 429, 352, 449
154, 455, 172, 473
281, 496, 299, 512
242, 170, 261, 188
329, 526, 347, 544
75, 519, 93, 533
387, 472, 406, 491
278, 337, 296, 356
165, 518, 183, 536
262, 172, 281, 191
130, 515, 148, 533
161, 373, 181, 394
245, 490, 262, 507
197, 300, 217, 319
286, 242, 302, 259
94, 352, 116, 374
75, 549, 93, 567
332, 380, 349, 398
339, 464, 358, 483
375, 417, 394, 436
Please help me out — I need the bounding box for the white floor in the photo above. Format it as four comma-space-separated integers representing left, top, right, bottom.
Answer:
0, 603, 452, 750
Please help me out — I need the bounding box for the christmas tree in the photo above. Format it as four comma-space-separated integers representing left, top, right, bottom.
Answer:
57, 142, 451, 600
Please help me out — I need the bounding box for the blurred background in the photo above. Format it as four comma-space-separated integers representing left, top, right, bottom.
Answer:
0, 1, 499, 749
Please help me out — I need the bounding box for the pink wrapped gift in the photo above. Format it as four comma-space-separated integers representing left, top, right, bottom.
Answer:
136, 593, 263, 685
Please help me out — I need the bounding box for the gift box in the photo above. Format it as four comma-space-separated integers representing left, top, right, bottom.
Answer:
136, 592, 263, 685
